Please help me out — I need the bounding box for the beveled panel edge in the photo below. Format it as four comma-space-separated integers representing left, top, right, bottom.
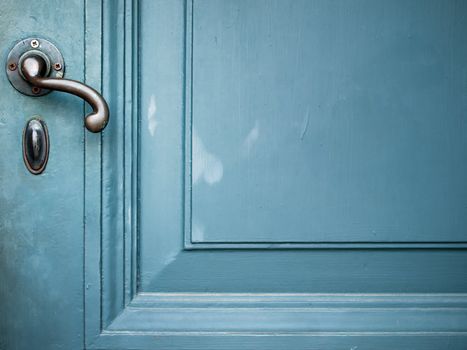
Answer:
185, 241, 467, 250
131, 292, 467, 308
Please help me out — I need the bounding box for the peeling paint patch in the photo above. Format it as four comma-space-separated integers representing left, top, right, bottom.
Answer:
192, 221, 205, 241
147, 95, 158, 136
192, 129, 223, 185
242, 120, 260, 155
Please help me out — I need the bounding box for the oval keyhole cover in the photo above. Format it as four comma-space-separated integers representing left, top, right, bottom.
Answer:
23, 117, 49, 175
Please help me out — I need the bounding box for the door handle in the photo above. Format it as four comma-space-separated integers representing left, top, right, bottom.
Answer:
20, 55, 109, 133
6, 37, 109, 133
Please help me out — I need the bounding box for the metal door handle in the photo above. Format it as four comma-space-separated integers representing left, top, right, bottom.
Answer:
21, 55, 109, 133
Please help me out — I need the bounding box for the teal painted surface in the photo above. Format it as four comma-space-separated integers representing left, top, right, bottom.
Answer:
138, 0, 467, 293
2, 0, 467, 349
189, 0, 467, 243
133, 0, 467, 346
0, 1, 85, 349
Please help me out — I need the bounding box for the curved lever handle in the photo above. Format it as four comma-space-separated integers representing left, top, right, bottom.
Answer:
20, 55, 109, 133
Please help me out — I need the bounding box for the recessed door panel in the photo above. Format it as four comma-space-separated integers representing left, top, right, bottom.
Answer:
182, 0, 467, 243
138, 0, 467, 297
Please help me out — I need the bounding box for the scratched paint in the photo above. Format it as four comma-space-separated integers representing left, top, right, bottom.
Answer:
300, 108, 310, 140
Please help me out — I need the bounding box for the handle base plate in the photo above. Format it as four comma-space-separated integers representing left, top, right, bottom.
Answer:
6, 37, 65, 96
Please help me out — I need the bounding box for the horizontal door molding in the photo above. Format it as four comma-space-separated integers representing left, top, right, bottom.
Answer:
90, 293, 467, 349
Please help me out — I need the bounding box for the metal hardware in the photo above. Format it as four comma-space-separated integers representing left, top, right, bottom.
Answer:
6, 37, 109, 133
6, 38, 64, 97
21, 55, 109, 132
30, 39, 40, 48
23, 117, 49, 175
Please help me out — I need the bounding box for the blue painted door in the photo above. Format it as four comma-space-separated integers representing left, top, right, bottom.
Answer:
0, 1, 87, 349
2, 1, 467, 349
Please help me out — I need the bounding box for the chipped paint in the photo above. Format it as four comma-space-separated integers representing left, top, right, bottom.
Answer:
192, 221, 205, 241
192, 129, 223, 185
242, 120, 260, 155
147, 94, 158, 136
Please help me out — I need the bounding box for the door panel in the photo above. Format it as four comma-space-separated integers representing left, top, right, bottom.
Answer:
0, 1, 85, 349
131, 1, 466, 346
188, 0, 467, 243
138, 0, 467, 295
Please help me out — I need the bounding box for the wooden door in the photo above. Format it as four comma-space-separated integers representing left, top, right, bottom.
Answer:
2, 1, 467, 349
